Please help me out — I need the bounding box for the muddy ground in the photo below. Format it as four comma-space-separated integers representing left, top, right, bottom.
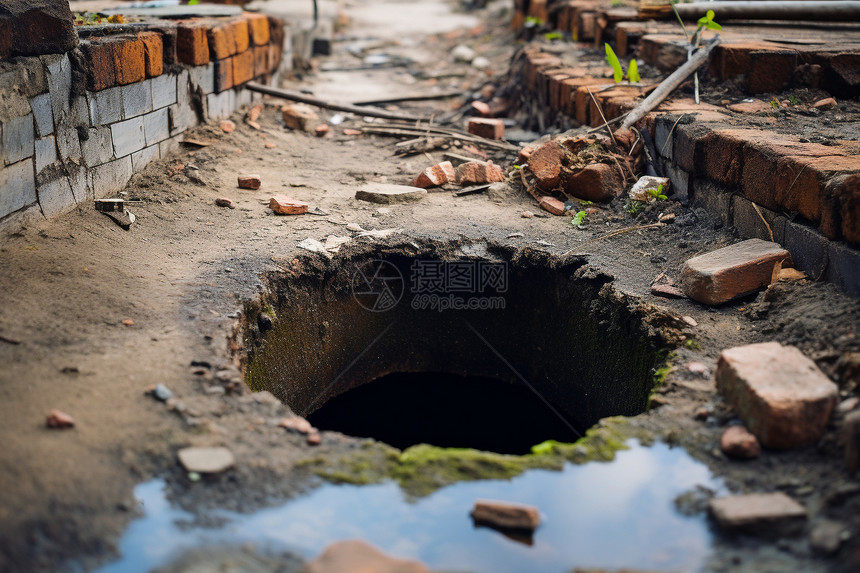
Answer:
1, 1, 859, 572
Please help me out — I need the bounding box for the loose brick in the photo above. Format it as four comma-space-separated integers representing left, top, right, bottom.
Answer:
456, 161, 505, 185
413, 161, 456, 188
232, 49, 255, 85
281, 104, 319, 132
467, 118, 504, 140
527, 141, 565, 190
207, 22, 236, 60
562, 163, 620, 203
538, 196, 565, 216
139, 31, 164, 78
269, 195, 309, 215
471, 500, 540, 531
246, 13, 270, 46
176, 22, 210, 66
812, 97, 837, 110
238, 174, 262, 189
720, 425, 761, 459
709, 493, 806, 535
680, 239, 791, 305
716, 341, 838, 449
213, 58, 234, 93
81, 40, 117, 91
112, 37, 146, 86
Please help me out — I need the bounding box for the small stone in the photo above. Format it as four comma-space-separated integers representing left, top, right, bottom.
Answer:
265, 142, 276, 149
413, 161, 456, 188
121, 318, 135, 326
306, 540, 429, 573
355, 183, 427, 204
837, 397, 859, 413
471, 56, 490, 70
315, 124, 330, 137
687, 362, 708, 375
629, 175, 670, 202
680, 239, 792, 305
709, 493, 807, 535
278, 416, 313, 434
46, 409, 75, 429
810, 519, 845, 555
651, 283, 685, 298
471, 499, 541, 531
521, 211, 534, 219
281, 104, 319, 132
471, 101, 491, 117
238, 174, 262, 190
716, 342, 838, 449
269, 196, 309, 215
220, 120, 236, 133
451, 44, 476, 63
681, 315, 698, 327
177, 446, 235, 474
456, 161, 505, 185
153, 383, 174, 402
343, 128, 362, 136
720, 425, 761, 459
845, 410, 860, 474
812, 97, 837, 110
467, 118, 504, 140
215, 198, 235, 208
538, 196, 565, 216
307, 431, 322, 445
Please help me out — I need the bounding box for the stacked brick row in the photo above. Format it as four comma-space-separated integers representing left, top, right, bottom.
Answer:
0, 12, 286, 228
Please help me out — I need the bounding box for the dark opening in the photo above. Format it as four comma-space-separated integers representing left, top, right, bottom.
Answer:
306, 372, 582, 455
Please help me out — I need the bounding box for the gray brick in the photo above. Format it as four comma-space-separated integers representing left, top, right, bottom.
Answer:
38, 176, 76, 218
30, 94, 54, 137
89, 156, 133, 198
691, 178, 732, 227
131, 145, 159, 171
13, 57, 48, 98
207, 89, 235, 120
732, 195, 786, 244
35, 136, 57, 174
67, 164, 87, 203
80, 126, 114, 167
45, 54, 72, 121
111, 116, 146, 158
151, 74, 178, 109
122, 80, 154, 119
784, 220, 829, 280
2, 114, 35, 165
236, 88, 252, 109
655, 115, 674, 161
189, 63, 214, 95
88, 87, 123, 125
0, 159, 36, 219
826, 241, 860, 298
55, 124, 82, 163
665, 163, 689, 206
143, 108, 170, 146
159, 135, 181, 158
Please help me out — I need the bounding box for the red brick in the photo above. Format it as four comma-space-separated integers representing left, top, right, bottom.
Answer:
46, 409, 75, 429
138, 32, 164, 77
709, 41, 777, 80
254, 45, 269, 78
413, 161, 456, 188
176, 22, 210, 66
213, 58, 234, 93
282, 103, 319, 132
112, 38, 146, 85
539, 196, 566, 215
716, 341, 838, 449
238, 174, 262, 189
562, 162, 620, 202
467, 118, 505, 140
680, 239, 791, 305
231, 18, 250, 53
456, 161, 505, 185
471, 500, 540, 531
700, 129, 749, 185
81, 40, 117, 91
207, 22, 236, 60
748, 50, 798, 94
269, 196, 309, 215
776, 155, 860, 226
840, 173, 860, 244
720, 425, 761, 459
528, 141, 565, 190
245, 13, 270, 46
232, 49, 255, 85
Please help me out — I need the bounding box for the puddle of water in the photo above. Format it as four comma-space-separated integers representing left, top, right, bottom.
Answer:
96, 440, 722, 573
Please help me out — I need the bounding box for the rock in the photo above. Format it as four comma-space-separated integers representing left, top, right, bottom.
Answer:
220, 120, 236, 133
237, 174, 262, 190
521, 211, 534, 218
456, 161, 505, 185
177, 446, 235, 474
716, 342, 838, 449
562, 163, 620, 202
413, 161, 456, 188
355, 183, 427, 204
629, 175, 670, 202
45, 409, 74, 429
720, 425, 761, 459
680, 239, 792, 305
315, 124, 330, 137
215, 198, 234, 208
810, 519, 845, 555
471, 56, 490, 70
153, 383, 174, 402
269, 196, 309, 215
471, 101, 491, 117
709, 493, 807, 535
470, 499, 541, 531
121, 318, 135, 326
343, 128, 362, 136
838, 397, 859, 413
845, 410, 860, 474
281, 104, 319, 132
527, 141, 565, 190
278, 416, 313, 434
687, 362, 708, 375
306, 540, 429, 573
467, 118, 504, 140
307, 431, 322, 445
451, 44, 476, 63
812, 97, 837, 110
265, 142, 276, 149
538, 196, 565, 216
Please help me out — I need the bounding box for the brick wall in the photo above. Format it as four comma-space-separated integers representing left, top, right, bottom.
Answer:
0, 11, 290, 232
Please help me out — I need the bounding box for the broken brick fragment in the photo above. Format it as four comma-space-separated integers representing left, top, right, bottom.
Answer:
269, 196, 309, 215
281, 104, 319, 132
528, 141, 565, 190
237, 174, 261, 189
538, 196, 565, 216
46, 409, 75, 429
456, 161, 505, 185
562, 163, 620, 203
315, 124, 330, 137
413, 161, 456, 188
467, 118, 505, 140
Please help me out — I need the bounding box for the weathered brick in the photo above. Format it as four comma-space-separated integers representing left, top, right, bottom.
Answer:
80, 126, 113, 167
246, 13, 270, 46
213, 58, 234, 93
131, 144, 159, 171
206, 89, 235, 120
709, 41, 777, 80
232, 49, 255, 85
826, 240, 860, 298
37, 175, 75, 217
143, 108, 170, 147
176, 22, 210, 66
112, 37, 146, 86
230, 18, 250, 53
34, 135, 56, 173
254, 45, 268, 78
189, 63, 214, 95
674, 123, 710, 174
467, 118, 504, 140
81, 40, 117, 91
55, 123, 81, 163
776, 155, 860, 231
89, 155, 132, 198
139, 31, 164, 78
720, 425, 761, 459
0, 158, 36, 218
238, 174, 262, 189
207, 22, 236, 60
691, 178, 733, 228
562, 162, 620, 202
838, 173, 860, 244
716, 342, 838, 449
29, 93, 54, 138
709, 493, 806, 535
269, 195, 308, 215
748, 50, 798, 94
538, 196, 565, 216
680, 239, 791, 305
528, 141, 565, 190
456, 161, 505, 185
110, 116, 146, 158
121, 80, 153, 119
700, 130, 748, 185
413, 161, 456, 188
87, 86, 123, 125
281, 103, 318, 132
0, 0, 78, 57
471, 500, 540, 531
151, 74, 177, 110
1, 114, 35, 165
731, 195, 785, 244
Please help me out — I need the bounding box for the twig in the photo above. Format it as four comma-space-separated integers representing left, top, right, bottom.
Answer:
661, 115, 685, 155
751, 202, 775, 242
360, 123, 519, 151
353, 90, 464, 106
562, 223, 664, 255
587, 87, 617, 147
586, 113, 628, 133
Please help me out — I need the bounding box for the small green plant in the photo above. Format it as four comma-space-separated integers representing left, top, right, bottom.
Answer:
770, 98, 780, 110
625, 200, 645, 216
788, 95, 799, 106
544, 32, 563, 41
525, 16, 544, 28
579, 200, 593, 207
605, 44, 641, 84
647, 183, 667, 201
685, 338, 702, 351
671, 2, 722, 104
571, 210, 587, 228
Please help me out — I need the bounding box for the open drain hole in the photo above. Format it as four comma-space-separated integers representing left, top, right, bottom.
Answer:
306, 371, 582, 455
244, 241, 672, 455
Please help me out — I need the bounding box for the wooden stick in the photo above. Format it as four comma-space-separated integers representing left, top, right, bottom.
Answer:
620, 39, 720, 130
245, 82, 429, 122
353, 90, 465, 106
360, 124, 519, 151
674, 1, 860, 22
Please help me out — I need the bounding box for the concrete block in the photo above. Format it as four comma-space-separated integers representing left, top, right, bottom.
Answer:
159, 135, 181, 158
121, 80, 153, 119
732, 195, 786, 244
206, 89, 235, 120
80, 126, 113, 167
45, 53, 72, 120
37, 176, 76, 218
34, 135, 57, 174
131, 145, 159, 171
826, 241, 860, 298
89, 155, 132, 198
0, 158, 36, 218
55, 124, 81, 163
151, 74, 177, 110
784, 220, 830, 280
29, 93, 54, 137
87, 86, 123, 126
143, 108, 170, 146
189, 63, 214, 95
111, 116, 146, 157
1, 114, 35, 165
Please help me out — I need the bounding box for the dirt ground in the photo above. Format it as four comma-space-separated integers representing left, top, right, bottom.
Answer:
1, 1, 859, 572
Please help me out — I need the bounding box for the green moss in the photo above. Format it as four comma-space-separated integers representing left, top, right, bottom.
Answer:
684, 338, 702, 351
